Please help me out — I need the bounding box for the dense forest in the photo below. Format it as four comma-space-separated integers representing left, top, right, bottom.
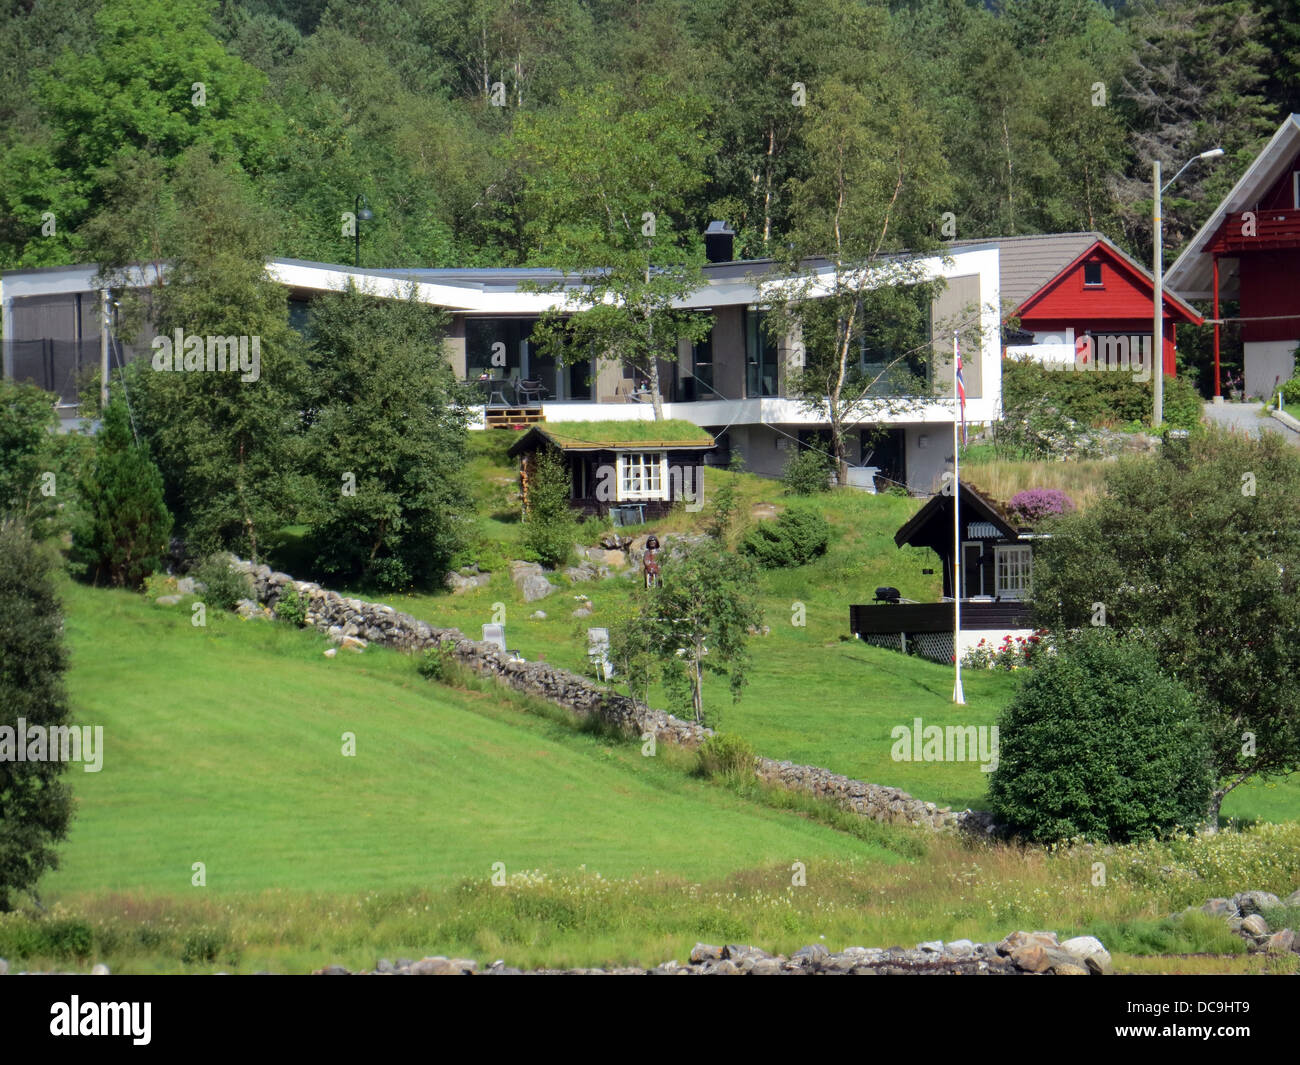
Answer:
2, 0, 1297, 385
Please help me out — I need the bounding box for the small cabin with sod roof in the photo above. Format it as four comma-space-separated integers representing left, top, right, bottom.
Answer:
849, 482, 1038, 664
507, 420, 716, 525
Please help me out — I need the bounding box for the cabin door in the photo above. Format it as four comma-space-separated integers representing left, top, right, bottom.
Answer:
961, 541, 986, 598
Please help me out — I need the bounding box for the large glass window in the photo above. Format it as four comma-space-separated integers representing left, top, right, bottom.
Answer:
617, 451, 668, 500
466, 317, 532, 382
745, 309, 779, 397
692, 327, 715, 398
995, 546, 1033, 600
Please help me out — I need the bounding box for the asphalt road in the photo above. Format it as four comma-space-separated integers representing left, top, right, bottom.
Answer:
1202, 400, 1300, 446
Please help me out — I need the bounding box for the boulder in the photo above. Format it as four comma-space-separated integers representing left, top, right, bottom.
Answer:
689, 943, 723, 965
518, 575, 555, 603
155, 595, 182, 606
530, 611, 547, 620
340, 635, 367, 652
1200, 898, 1234, 918
410, 956, 460, 975
997, 930, 1058, 956
1233, 891, 1281, 917
1241, 914, 1270, 937
1044, 948, 1089, 976
1060, 936, 1112, 975
91, 963, 110, 976
1009, 944, 1051, 973
1265, 929, 1295, 954
323, 648, 337, 658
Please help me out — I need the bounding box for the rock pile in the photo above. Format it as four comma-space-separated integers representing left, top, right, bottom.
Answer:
311, 931, 1111, 976
1193, 888, 1300, 954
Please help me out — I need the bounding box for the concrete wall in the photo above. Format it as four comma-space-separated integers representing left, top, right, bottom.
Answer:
930, 273, 982, 398
906, 423, 952, 494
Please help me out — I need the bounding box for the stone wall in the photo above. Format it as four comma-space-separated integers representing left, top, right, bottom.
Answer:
232, 560, 996, 835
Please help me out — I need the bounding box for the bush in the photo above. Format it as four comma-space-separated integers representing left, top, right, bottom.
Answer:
0, 519, 74, 911
961, 630, 1049, 670
1005, 489, 1075, 524
1277, 375, 1300, 405
781, 447, 832, 495
696, 733, 757, 779
988, 631, 1213, 843
274, 584, 306, 628
69, 396, 171, 588
418, 644, 455, 682
739, 508, 831, 568
522, 446, 577, 569
192, 553, 253, 611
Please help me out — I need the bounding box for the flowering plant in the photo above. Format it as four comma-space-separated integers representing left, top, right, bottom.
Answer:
961, 630, 1050, 670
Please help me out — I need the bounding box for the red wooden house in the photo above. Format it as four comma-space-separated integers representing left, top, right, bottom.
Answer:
1166, 115, 1300, 399
957, 232, 1204, 377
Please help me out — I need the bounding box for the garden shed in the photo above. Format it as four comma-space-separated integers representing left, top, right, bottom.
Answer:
507, 420, 715, 524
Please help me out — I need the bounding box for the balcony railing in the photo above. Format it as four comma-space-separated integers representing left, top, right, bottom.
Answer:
1211, 208, 1300, 253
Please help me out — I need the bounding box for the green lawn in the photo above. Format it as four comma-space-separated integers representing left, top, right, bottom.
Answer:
314, 436, 1299, 824
50, 580, 891, 899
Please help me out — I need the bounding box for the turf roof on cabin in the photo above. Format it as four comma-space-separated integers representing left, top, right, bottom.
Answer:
506, 419, 716, 455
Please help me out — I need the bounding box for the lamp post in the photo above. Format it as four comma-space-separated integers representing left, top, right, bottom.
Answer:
353, 194, 374, 268
1152, 148, 1223, 427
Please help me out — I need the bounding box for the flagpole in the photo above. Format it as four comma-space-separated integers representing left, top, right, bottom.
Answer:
953, 331, 965, 705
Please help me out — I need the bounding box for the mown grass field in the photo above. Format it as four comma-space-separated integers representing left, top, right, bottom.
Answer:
322, 431, 1298, 823
15, 578, 1299, 975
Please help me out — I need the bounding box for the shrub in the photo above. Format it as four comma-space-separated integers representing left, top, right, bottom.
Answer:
961, 630, 1049, 670
70, 396, 171, 589
1005, 489, 1075, 524
1277, 375, 1300, 405
192, 553, 253, 611
739, 509, 831, 568
696, 733, 757, 779
781, 447, 832, 495
522, 446, 576, 569
418, 644, 455, 682
988, 630, 1213, 843
274, 584, 306, 628
0, 519, 74, 911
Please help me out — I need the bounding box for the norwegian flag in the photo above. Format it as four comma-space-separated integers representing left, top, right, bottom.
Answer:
955, 341, 967, 445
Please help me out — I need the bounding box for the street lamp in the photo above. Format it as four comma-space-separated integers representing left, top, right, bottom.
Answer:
353, 194, 374, 268
1152, 148, 1223, 426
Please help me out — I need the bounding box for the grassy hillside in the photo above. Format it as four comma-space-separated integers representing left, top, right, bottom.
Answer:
322, 432, 1295, 823
22, 579, 1299, 975
52, 580, 894, 899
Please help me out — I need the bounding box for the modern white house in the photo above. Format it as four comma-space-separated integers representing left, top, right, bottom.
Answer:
1, 235, 1003, 494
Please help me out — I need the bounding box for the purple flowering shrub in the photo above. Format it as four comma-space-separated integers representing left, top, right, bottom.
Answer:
1006, 488, 1075, 525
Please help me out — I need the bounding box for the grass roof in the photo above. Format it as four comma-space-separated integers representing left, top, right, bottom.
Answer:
530, 419, 715, 449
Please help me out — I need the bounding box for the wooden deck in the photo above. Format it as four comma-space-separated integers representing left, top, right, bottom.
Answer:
850, 600, 1033, 635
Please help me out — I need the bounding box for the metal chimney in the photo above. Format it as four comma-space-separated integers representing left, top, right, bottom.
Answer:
704, 220, 735, 263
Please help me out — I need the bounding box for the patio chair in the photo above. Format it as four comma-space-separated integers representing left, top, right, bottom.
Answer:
516, 378, 548, 405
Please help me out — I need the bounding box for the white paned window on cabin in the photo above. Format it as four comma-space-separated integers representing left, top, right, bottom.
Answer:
995, 545, 1033, 600
617, 451, 669, 501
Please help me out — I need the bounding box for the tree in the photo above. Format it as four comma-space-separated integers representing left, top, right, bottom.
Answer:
692, 0, 872, 252
0, 378, 57, 525
514, 81, 714, 420
301, 282, 472, 589
612, 543, 762, 724
0, 519, 75, 910
1115, 0, 1275, 259
69, 394, 171, 589
122, 150, 307, 559
1031, 429, 1300, 826
988, 629, 1213, 843
764, 73, 954, 483
521, 444, 576, 570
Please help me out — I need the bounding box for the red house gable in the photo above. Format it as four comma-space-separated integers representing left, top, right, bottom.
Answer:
1011, 239, 1203, 375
